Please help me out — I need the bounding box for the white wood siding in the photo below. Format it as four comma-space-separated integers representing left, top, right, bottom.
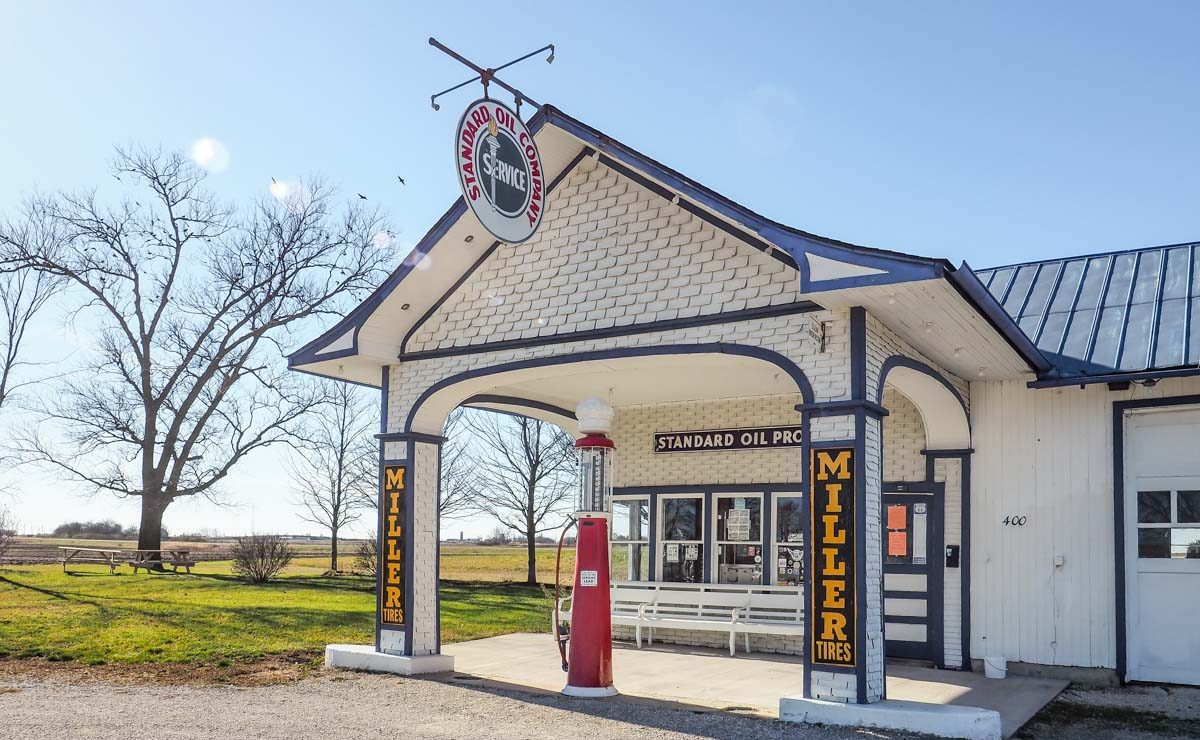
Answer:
970, 375, 1200, 669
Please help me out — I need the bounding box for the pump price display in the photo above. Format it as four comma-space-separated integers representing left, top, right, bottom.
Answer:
380, 465, 406, 627
809, 448, 856, 668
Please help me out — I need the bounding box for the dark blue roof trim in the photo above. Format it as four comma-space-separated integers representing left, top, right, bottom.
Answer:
946, 265, 1053, 374
405, 342, 816, 432
1027, 364, 1200, 389
289, 103, 1046, 379
541, 106, 952, 292
980, 241, 1200, 381
397, 301, 820, 362
398, 146, 596, 357
287, 109, 552, 368
462, 393, 577, 421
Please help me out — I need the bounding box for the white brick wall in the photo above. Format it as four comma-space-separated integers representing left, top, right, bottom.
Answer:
613, 395, 805, 487
935, 457, 964, 668
410, 441, 440, 655
407, 157, 802, 354
882, 388, 926, 482
391, 311, 852, 436
809, 670, 856, 702
863, 414, 885, 702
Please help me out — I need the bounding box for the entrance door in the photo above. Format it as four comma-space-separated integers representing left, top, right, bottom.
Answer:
1124, 407, 1200, 685
882, 488, 943, 662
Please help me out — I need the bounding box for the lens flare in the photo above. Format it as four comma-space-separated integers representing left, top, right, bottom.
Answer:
269, 179, 292, 200
372, 231, 395, 250
189, 137, 230, 173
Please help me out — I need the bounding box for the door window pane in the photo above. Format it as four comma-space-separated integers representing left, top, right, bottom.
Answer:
662, 542, 702, 582
885, 503, 911, 565
716, 497, 761, 541
662, 498, 702, 541
774, 496, 804, 587
1137, 491, 1171, 523
1138, 528, 1171, 558
717, 544, 762, 584
776, 541, 804, 586
1178, 491, 1200, 524
1173, 529, 1200, 559
776, 496, 804, 543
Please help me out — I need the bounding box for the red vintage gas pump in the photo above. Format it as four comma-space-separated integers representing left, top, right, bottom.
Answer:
560, 397, 618, 698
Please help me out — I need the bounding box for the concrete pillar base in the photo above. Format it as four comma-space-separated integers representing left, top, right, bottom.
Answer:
780, 696, 1001, 740
325, 644, 455, 675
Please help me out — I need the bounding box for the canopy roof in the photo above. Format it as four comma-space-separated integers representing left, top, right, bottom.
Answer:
288, 104, 1081, 388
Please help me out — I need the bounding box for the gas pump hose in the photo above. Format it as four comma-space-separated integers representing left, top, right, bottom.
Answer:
552, 517, 577, 673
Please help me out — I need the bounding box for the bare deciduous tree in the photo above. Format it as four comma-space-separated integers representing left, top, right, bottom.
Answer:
465, 410, 576, 585
0, 210, 64, 413
357, 406, 477, 519
0, 507, 16, 563
439, 407, 476, 519
291, 380, 376, 572
0, 147, 392, 556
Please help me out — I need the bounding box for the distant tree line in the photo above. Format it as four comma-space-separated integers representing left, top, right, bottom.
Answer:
51, 519, 168, 540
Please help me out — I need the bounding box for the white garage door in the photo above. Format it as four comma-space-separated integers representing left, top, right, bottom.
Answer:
1124, 406, 1200, 685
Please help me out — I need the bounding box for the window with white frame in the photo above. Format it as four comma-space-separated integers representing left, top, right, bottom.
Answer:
660, 495, 703, 583
714, 494, 763, 584
772, 494, 805, 586
610, 496, 650, 580
1137, 489, 1200, 559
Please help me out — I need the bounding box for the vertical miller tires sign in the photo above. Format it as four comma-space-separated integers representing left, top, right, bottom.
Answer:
455, 98, 545, 243
380, 464, 406, 627
810, 448, 856, 668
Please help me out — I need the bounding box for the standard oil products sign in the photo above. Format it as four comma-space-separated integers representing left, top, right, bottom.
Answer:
654, 425, 804, 453
455, 98, 545, 243
380, 465, 406, 627
810, 448, 856, 668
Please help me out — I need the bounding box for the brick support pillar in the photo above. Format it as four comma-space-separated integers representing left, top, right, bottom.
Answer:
803, 306, 886, 703
375, 434, 442, 657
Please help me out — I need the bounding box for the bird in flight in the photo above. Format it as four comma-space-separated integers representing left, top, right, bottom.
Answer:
271, 177, 278, 185
357, 193, 368, 200
397, 176, 406, 185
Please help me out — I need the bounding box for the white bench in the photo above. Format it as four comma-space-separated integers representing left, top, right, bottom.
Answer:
559, 582, 804, 656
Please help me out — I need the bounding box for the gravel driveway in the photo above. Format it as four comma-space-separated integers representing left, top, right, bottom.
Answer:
0, 671, 926, 740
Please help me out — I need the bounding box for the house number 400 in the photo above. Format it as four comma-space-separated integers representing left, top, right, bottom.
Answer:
1002, 515, 1028, 526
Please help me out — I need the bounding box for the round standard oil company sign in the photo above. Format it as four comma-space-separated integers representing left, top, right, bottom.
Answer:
455, 98, 545, 243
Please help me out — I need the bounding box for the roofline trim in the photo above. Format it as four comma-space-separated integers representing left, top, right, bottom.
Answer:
1027, 364, 1200, 389
945, 262, 1054, 374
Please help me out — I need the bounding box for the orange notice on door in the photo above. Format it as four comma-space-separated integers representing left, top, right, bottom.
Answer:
888, 530, 908, 557
887, 504, 907, 531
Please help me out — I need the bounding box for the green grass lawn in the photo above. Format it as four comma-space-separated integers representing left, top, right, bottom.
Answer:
0, 550, 559, 667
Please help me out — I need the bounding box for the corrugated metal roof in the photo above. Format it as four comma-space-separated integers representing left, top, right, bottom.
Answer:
976, 242, 1200, 379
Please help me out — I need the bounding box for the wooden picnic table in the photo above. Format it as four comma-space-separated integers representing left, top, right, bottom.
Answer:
128, 549, 195, 574
57, 546, 127, 575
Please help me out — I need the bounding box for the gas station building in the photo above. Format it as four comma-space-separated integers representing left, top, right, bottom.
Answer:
288, 104, 1200, 713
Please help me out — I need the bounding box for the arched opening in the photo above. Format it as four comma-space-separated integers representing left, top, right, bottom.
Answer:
401, 344, 815, 658
877, 356, 971, 668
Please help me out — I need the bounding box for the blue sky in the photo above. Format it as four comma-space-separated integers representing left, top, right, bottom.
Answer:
2, 2, 1199, 536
